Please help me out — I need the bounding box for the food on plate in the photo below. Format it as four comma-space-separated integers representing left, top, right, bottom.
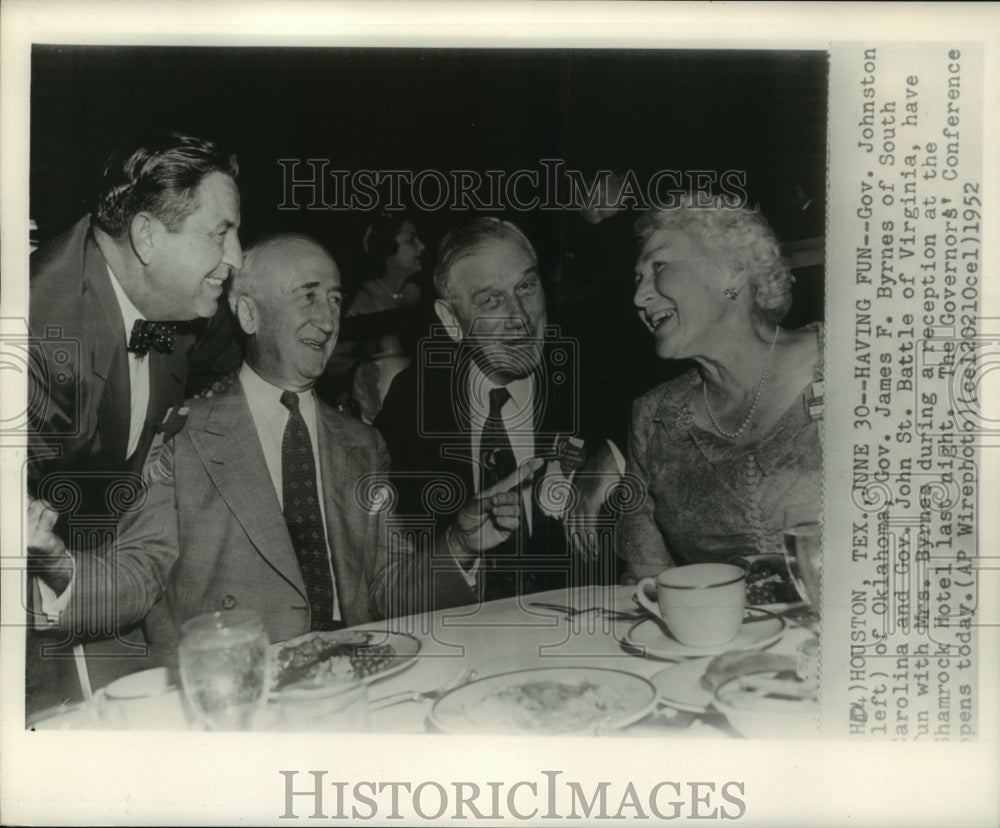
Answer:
714, 672, 817, 705
464, 680, 628, 733
273, 632, 395, 690
699, 650, 797, 693
711, 671, 820, 739
742, 555, 802, 605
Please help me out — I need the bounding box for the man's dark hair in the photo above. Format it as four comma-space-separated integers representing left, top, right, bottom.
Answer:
362, 211, 412, 278
93, 132, 239, 238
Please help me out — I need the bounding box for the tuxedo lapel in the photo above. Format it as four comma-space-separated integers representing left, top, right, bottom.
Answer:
186, 382, 306, 599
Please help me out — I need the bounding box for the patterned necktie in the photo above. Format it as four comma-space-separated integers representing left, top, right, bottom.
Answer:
127, 319, 176, 355
479, 386, 516, 492
280, 391, 336, 631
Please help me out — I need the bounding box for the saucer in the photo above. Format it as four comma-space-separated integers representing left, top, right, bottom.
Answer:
649, 657, 716, 712
624, 608, 786, 660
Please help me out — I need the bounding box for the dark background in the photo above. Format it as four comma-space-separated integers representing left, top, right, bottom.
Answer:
30, 46, 828, 435
31, 47, 827, 272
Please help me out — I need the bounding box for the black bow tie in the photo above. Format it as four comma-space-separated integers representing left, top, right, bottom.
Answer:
127, 319, 176, 356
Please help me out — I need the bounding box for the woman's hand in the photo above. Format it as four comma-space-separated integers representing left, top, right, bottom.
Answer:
563, 440, 624, 561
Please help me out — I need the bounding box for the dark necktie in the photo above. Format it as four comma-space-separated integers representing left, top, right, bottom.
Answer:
479, 386, 517, 492
127, 319, 176, 355
479, 386, 527, 600
280, 391, 337, 631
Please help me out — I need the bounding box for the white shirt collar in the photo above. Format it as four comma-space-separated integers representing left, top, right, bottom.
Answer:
239, 362, 316, 417
466, 358, 534, 419
106, 264, 146, 345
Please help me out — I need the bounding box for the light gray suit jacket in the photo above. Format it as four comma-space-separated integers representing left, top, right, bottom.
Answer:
63, 375, 475, 654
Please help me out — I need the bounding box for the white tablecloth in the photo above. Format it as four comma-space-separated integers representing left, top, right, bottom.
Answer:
32, 585, 813, 736
362, 585, 812, 736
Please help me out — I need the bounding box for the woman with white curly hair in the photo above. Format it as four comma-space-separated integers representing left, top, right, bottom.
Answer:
620, 198, 823, 580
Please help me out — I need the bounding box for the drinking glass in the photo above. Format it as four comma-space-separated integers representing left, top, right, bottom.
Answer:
782, 501, 823, 620
178, 610, 270, 731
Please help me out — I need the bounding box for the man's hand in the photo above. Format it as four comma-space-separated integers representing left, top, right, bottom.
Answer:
26, 496, 73, 593
447, 457, 544, 566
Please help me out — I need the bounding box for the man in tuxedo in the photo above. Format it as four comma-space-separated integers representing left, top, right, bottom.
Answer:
25, 132, 243, 708
27, 235, 525, 670
376, 217, 594, 602
28, 132, 243, 526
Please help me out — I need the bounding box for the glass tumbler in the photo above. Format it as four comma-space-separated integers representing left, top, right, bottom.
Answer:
178, 609, 270, 731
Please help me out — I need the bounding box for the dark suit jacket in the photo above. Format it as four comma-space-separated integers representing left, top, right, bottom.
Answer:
61, 376, 475, 656
374, 339, 589, 598
28, 216, 194, 524
26, 217, 204, 708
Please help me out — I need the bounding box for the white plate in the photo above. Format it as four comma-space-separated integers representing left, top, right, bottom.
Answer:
756, 601, 808, 615
429, 667, 657, 735
270, 629, 420, 691
28, 700, 103, 730
650, 657, 716, 712
29, 685, 191, 731
104, 667, 174, 699
625, 608, 786, 660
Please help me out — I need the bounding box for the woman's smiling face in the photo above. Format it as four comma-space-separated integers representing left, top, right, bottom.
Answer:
633, 227, 735, 361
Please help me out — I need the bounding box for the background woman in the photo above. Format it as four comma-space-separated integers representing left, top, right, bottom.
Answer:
620, 199, 823, 582
327, 213, 426, 422
349, 213, 425, 317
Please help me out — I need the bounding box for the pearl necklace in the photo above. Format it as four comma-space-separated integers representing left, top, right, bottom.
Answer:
376, 279, 405, 301
702, 326, 780, 439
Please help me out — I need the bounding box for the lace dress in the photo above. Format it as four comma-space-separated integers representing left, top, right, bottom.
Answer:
620, 324, 824, 567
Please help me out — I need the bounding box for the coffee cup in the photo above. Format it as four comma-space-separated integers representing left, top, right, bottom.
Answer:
635, 562, 748, 646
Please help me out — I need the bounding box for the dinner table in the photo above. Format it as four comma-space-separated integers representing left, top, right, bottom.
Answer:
30, 584, 818, 738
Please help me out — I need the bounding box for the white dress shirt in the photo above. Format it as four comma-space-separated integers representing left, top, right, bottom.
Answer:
106, 265, 150, 460
240, 363, 341, 622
